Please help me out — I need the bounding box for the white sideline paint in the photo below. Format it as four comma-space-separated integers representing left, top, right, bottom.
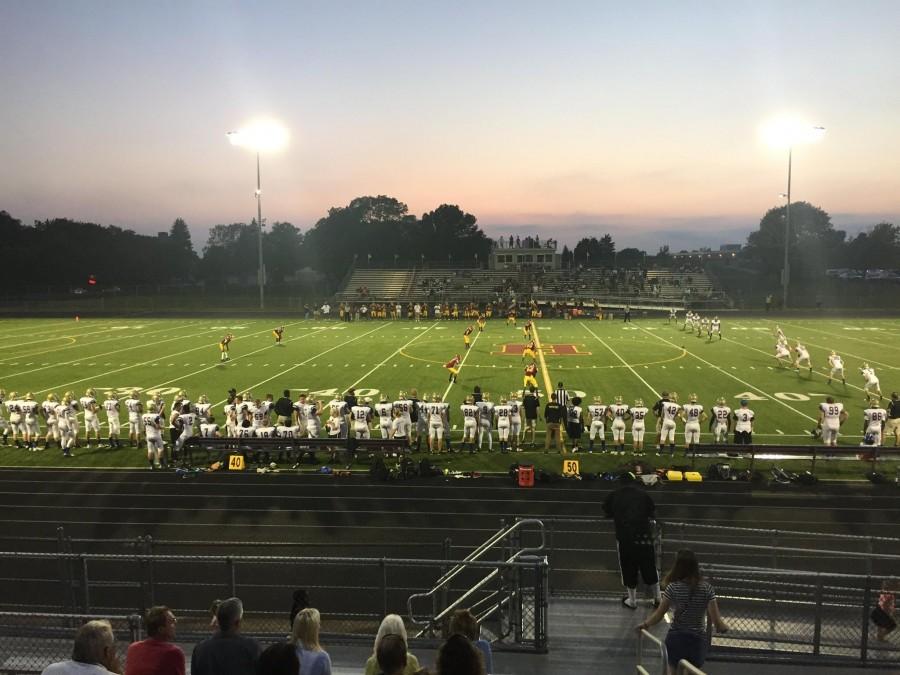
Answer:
442, 329, 483, 400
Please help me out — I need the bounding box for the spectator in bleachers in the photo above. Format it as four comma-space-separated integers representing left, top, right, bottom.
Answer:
257, 643, 300, 675
637, 549, 728, 675
434, 634, 484, 675
291, 608, 332, 675
448, 609, 492, 675
374, 634, 410, 675
42, 619, 122, 675
364, 614, 421, 675
125, 606, 184, 675
191, 597, 261, 675
289, 589, 310, 631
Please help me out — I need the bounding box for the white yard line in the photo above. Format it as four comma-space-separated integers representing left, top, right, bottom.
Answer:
530, 322, 555, 395
346, 322, 439, 391
211, 323, 390, 407
33, 320, 309, 395
441, 329, 483, 400
637, 325, 818, 423
1, 322, 205, 379
580, 322, 661, 398
0, 322, 152, 351
0, 319, 109, 340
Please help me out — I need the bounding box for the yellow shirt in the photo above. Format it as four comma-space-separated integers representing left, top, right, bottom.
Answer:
364, 652, 421, 675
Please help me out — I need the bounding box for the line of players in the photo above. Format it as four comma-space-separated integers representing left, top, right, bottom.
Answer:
771, 325, 884, 403
676, 310, 723, 341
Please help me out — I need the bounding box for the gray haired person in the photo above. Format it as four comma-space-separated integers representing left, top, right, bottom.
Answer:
191, 597, 261, 675
42, 619, 122, 674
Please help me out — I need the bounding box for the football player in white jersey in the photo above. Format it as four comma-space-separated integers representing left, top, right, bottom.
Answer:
411, 389, 429, 452
174, 403, 198, 463
827, 352, 845, 385
668, 308, 678, 324
683, 312, 694, 332
476, 393, 494, 452
124, 390, 143, 446
103, 391, 121, 448
393, 392, 414, 441
508, 392, 523, 452
20, 393, 40, 451
42, 393, 59, 450
774, 325, 787, 343
142, 401, 165, 469
817, 396, 847, 447
608, 396, 630, 454
709, 317, 722, 342
732, 399, 755, 445
658, 393, 681, 456
460, 395, 480, 453
494, 396, 512, 454
200, 415, 221, 439
863, 405, 887, 447
774, 340, 792, 367
793, 342, 813, 373
428, 394, 447, 453
292, 393, 309, 438
860, 363, 883, 403
565, 397, 585, 454
587, 396, 608, 453
6, 392, 23, 448
56, 394, 76, 457
329, 396, 349, 439
711, 397, 732, 444
350, 402, 372, 439
79, 388, 101, 448
305, 397, 321, 438
391, 409, 410, 445
627, 399, 647, 454
195, 394, 212, 424
698, 317, 709, 338
0, 389, 7, 446
375, 394, 394, 439
680, 394, 706, 455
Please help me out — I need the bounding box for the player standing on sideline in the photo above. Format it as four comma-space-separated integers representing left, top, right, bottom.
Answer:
863, 402, 887, 447
566, 396, 585, 453
218, 333, 233, 361
508, 392, 523, 452
817, 396, 848, 447
350, 401, 371, 439
658, 394, 681, 456
142, 401, 165, 470
494, 396, 512, 454
774, 338, 792, 367
80, 388, 101, 449
460, 395, 480, 453
709, 317, 722, 342
609, 396, 630, 455
827, 351, 846, 385
630, 399, 649, 455
860, 363, 884, 403
477, 313, 486, 332
304, 397, 321, 439
587, 396, 608, 453
680, 394, 706, 456
793, 342, 813, 373
272, 326, 284, 345
56, 393, 76, 457
391, 409, 409, 447
476, 393, 495, 452
124, 390, 143, 447
732, 399, 755, 445
103, 391, 121, 448
5, 392, 23, 448
522, 387, 540, 448
711, 398, 732, 444
374, 394, 393, 439
887, 393, 900, 447
427, 393, 446, 454
196, 394, 212, 424
463, 324, 474, 350
328, 394, 349, 439
20, 393, 40, 452
41, 394, 59, 450
523, 362, 539, 390
445, 353, 461, 383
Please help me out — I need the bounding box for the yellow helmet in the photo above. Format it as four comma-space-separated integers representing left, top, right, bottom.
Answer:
465, 395, 474, 404
499, 396, 508, 404
483, 393, 491, 402
0, 389, 5, 398
62, 392, 73, 403
716, 397, 726, 406
509, 391, 519, 400
146, 401, 158, 414
198, 394, 209, 404
689, 393, 698, 403
46, 393, 57, 402
593, 395, 603, 404
380, 392, 389, 402
9, 391, 18, 399
176, 389, 186, 399
130, 389, 139, 399
85, 388, 95, 397
614, 395, 624, 405
398, 391, 407, 399
106, 390, 117, 399
431, 393, 441, 402
25, 392, 34, 401
634, 398, 643, 407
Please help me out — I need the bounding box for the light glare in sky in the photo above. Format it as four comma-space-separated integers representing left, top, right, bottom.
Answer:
227, 119, 289, 153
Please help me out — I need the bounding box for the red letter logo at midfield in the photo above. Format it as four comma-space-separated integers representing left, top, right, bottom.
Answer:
493, 343, 592, 356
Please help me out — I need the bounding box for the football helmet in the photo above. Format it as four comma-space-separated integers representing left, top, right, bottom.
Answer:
25, 392, 34, 401
398, 391, 407, 400
46, 393, 57, 402
130, 389, 139, 399
380, 392, 389, 402
465, 395, 474, 404
85, 388, 95, 397
198, 394, 209, 404
689, 393, 698, 403
614, 395, 623, 405
716, 397, 726, 406
593, 395, 602, 404
634, 398, 643, 407
483, 393, 491, 402
499, 396, 508, 404
9, 391, 18, 399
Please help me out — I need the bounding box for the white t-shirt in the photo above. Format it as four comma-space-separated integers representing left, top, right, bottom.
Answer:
819, 401, 844, 427
733, 408, 755, 432
42, 660, 114, 675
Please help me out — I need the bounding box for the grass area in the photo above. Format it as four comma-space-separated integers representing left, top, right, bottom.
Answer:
0, 315, 897, 479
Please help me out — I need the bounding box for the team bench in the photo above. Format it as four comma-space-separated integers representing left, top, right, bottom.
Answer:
685, 443, 900, 474
181, 436, 411, 468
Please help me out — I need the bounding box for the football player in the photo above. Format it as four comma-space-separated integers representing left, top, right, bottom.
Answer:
103, 390, 121, 448
860, 363, 883, 403
174, 403, 198, 464
219, 333, 233, 362
827, 352, 846, 385
20, 393, 40, 451
476, 393, 494, 452
463, 325, 474, 350
774, 339, 792, 367
79, 388, 101, 448
428, 393, 447, 454
680, 394, 706, 455
391, 409, 410, 445
0, 389, 7, 446
711, 397, 732, 444
304, 397, 321, 439
587, 396, 608, 453
732, 399, 755, 445
522, 339, 537, 363
6, 392, 23, 448
328, 394, 349, 439
272, 326, 284, 345
42, 393, 59, 450
658, 393, 681, 456
818, 396, 847, 447
523, 362, 539, 390
477, 314, 486, 332
508, 392, 523, 452
494, 396, 512, 454
793, 342, 813, 373
350, 400, 372, 439
608, 396, 630, 455
124, 390, 143, 447
523, 320, 533, 338
445, 354, 461, 384
565, 396, 585, 454
863, 403, 887, 447
142, 401, 165, 469
375, 394, 394, 439
460, 395, 480, 453
196, 394, 212, 424
630, 398, 649, 454
668, 308, 678, 325
709, 317, 722, 342
56, 393, 77, 457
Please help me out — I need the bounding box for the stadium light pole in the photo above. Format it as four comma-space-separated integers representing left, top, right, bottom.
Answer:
761, 119, 825, 309
227, 120, 289, 310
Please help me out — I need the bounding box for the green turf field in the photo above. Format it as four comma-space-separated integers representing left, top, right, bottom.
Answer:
0, 316, 897, 477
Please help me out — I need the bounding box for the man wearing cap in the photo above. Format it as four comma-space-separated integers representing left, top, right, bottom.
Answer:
602, 474, 661, 609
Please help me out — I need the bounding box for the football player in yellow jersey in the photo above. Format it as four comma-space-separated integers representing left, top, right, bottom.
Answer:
477, 314, 486, 332
523, 362, 539, 389
506, 311, 516, 327
272, 326, 284, 345
522, 339, 537, 363
463, 325, 474, 350
219, 334, 233, 361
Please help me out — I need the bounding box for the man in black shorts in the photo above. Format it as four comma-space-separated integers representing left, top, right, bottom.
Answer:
887, 392, 900, 447
522, 387, 540, 448
603, 473, 661, 609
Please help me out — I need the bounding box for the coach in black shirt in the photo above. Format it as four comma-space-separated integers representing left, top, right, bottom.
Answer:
888, 392, 900, 447
344, 388, 358, 409
274, 390, 294, 426
522, 387, 540, 448
544, 394, 563, 453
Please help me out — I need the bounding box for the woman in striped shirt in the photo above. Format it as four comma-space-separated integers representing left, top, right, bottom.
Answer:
636, 549, 728, 673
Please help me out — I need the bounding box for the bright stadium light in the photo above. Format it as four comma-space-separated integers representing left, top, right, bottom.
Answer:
227, 119, 289, 310
760, 116, 825, 309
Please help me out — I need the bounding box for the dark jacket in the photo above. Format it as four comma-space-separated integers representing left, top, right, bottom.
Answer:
190, 631, 261, 675
602, 484, 656, 543
543, 401, 563, 424
274, 396, 293, 417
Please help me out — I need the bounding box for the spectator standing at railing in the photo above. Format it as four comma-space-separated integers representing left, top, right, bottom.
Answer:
191, 597, 260, 675
42, 620, 122, 675
637, 549, 728, 675
603, 473, 661, 610
125, 606, 184, 675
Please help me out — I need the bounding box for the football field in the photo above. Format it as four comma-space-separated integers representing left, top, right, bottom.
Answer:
0, 315, 897, 473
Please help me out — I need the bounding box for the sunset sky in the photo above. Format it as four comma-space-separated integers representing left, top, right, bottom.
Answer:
2, 0, 899, 251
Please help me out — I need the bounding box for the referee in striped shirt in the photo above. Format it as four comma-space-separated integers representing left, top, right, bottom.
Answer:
555, 382, 569, 409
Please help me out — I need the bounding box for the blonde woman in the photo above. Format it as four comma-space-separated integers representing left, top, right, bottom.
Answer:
291, 608, 332, 675
364, 614, 421, 675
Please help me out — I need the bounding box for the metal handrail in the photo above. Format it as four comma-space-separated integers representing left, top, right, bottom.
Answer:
636, 628, 667, 675
668, 538, 900, 562
406, 518, 545, 625
664, 521, 900, 545
677, 660, 706, 675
